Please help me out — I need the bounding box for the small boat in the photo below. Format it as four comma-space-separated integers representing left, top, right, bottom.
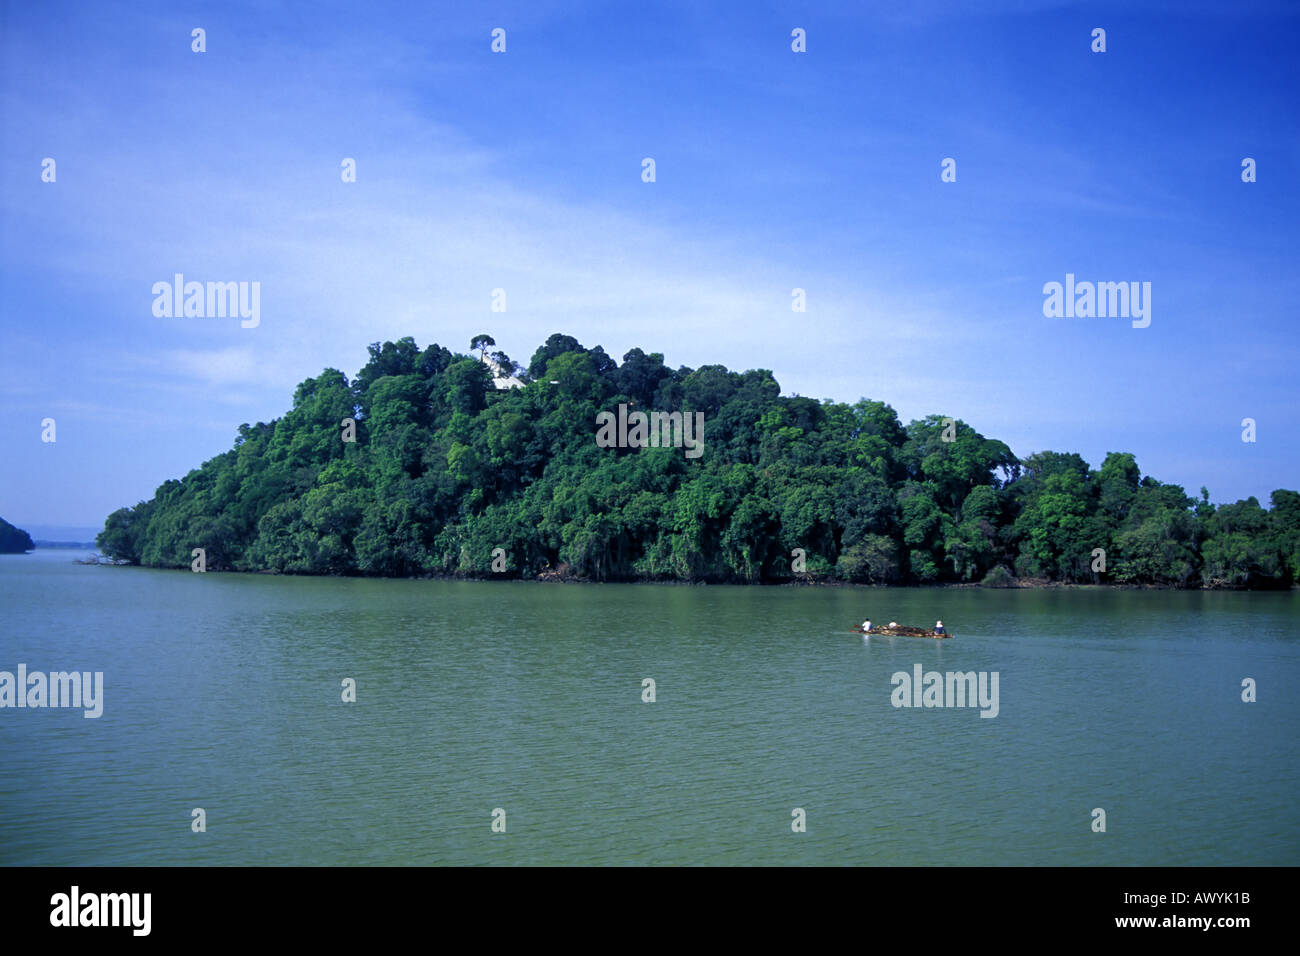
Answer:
852, 625, 952, 639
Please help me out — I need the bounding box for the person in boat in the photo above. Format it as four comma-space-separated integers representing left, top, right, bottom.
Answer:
888, 621, 898, 629
935, 620, 945, 636
861, 619, 872, 633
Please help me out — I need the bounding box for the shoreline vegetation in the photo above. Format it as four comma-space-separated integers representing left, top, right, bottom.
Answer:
72, 560, 1300, 590
95, 334, 1299, 590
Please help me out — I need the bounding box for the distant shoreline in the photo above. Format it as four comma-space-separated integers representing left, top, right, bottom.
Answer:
74, 560, 1298, 591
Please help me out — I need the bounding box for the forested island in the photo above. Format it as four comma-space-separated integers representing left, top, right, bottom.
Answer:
0, 517, 35, 554
97, 334, 1299, 588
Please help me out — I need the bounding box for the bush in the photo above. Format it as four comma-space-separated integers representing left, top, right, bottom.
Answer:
980, 565, 1017, 588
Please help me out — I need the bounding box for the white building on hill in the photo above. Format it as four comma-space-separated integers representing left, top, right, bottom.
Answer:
485, 356, 525, 390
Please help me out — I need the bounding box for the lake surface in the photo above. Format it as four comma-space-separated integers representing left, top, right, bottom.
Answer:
1, 548, 1297, 865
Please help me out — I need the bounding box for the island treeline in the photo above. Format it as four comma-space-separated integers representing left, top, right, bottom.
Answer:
98, 334, 1299, 588
0, 517, 35, 554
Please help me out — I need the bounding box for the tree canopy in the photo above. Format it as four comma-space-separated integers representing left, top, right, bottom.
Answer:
96, 334, 1300, 589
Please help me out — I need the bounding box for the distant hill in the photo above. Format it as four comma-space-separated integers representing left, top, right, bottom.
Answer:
0, 517, 35, 554
16, 524, 102, 542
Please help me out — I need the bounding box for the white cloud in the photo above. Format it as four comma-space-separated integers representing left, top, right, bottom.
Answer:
162, 347, 263, 387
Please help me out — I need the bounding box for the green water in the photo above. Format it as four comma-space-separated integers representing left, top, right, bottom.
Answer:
1, 549, 1297, 865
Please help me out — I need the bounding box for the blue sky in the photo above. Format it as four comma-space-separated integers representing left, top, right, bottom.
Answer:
1, 0, 1297, 531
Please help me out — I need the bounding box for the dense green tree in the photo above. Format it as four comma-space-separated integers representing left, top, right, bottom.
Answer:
1270, 489, 1300, 583
897, 481, 949, 582
93, 333, 1297, 589
945, 485, 1003, 581
1097, 451, 1141, 523
1011, 461, 1096, 580
902, 415, 1017, 509
527, 333, 586, 380
616, 348, 672, 406
1199, 496, 1286, 588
